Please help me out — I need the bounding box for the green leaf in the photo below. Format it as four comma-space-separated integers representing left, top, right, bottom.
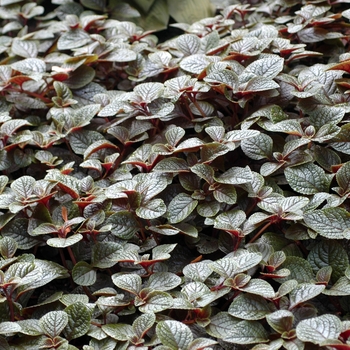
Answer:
39, 311, 68, 338
206, 312, 240, 339
245, 56, 284, 79
63, 302, 91, 340
322, 276, 350, 295
183, 261, 213, 282
336, 160, 350, 194
308, 240, 349, 283
147, 272, 182, 291
241, 134, 273, 160
239, 279, 276, 298
296, 314, 342, 345
72, 261, 96, 286
134, 82, 164, 103
266, 310, 294, 334
304, 207, 350, 239
279, 257, 314, 283
228, 294, 273, 320
57, 29, 91, 50
167, 193, 198, 224
153, 157, 189, 173
223, 320, 269, 344
91, 242, 122, 269
106, 211, 139, 239
204, 69, 238, 89
102, 323, 133, 341
133, 312, 156, 340
214, 210, 246, 231
180, 54, 214, 74
285, 163, 330, 195
136, 198, 167, 219
11, 38, 38, 58
138, 290, 173, 313
177, 34, 201, 55
289, 283, 325, 309
152, 243, 177, 260
156, 320, 193, 350
112, 273, 141, 295
215, 166, 252, 185
11, 176, 35, 199
0, 237, 17, 259
0, 322, 22, 334
47, 234, 83, 248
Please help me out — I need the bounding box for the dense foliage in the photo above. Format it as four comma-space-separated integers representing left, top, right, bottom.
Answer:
2, 0, 350, 348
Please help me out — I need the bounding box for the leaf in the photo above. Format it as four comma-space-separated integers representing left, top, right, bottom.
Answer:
133, 312, 156, 340
112, 273, 141, 295
296, 314, 342, 345
245, 56, 284, 79
156, 320, 193, 350
167, 193, 198, 224
72, 261, 96, 286
304, 207, 350, 239
228, 294, 272, 320
134, 82, 164, 103
241, 134, 273, 160
223, 320, 269, 344
64, 302, 91, 340
91, 242, 122, 269
47, 234, 83, 248
0, 237, 17, 259
11, 176, 35, 199
57, 29, 91, 50
152, 243, 177, 260
102, 323, 133, 341
214, 210, 246, 231
289, 283, 325, 309
322, 276, 350, 295
106, 211, 139, 239
147, 272, 182, 291
215, 166, 252, 185
336, 160, 350, 194
239, 279, 276, 298
136, 198, 167, 219
285, 163, 330, 194
183, 261, 213, 282
39, 311, 68, 338
308, 240, 349, 283
177, 34, 201, 55
153, 157, 189, 173
180, 54, 215, 74
279, 257, 314, 283
12, 38, 38, 58
266, 310, 294, 334
138, 291, 174, 313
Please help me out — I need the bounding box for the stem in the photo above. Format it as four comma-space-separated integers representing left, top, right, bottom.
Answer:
59, 248, 68, 269
67, 246, 77, 265
248, 221, 272, 244
5, 291, 15, 322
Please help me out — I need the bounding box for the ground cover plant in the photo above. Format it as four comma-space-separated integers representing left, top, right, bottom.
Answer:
2, 0, 350, 348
